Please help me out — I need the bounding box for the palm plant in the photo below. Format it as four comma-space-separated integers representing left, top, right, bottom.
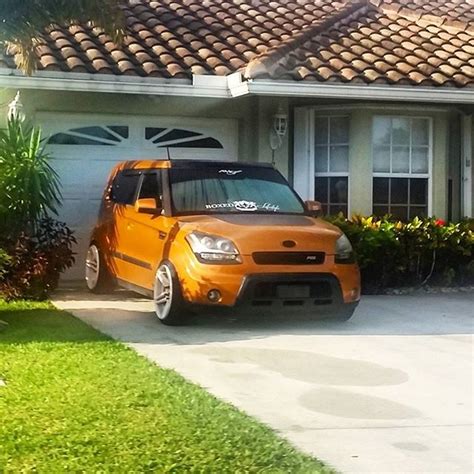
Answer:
0, 0, 125, 74
0, 116, 61, 236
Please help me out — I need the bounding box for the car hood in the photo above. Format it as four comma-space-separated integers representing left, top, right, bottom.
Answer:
176, 214, 341, 255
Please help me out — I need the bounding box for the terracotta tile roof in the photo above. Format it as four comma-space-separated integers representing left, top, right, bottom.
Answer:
247, 1, 474, 87
1, 0, 473, 88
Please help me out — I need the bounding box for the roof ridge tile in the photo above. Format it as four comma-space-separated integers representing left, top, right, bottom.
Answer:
244, 1, 370, 79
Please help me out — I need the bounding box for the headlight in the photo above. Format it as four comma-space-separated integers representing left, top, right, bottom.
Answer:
186, 231, 241, 264
335, 233, 354, 263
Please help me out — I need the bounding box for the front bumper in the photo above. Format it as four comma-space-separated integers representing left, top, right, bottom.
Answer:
175, 252, 360, 309
234, 272, 356, 314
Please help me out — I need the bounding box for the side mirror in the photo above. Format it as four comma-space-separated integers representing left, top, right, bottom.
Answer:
305, 200, 323, 217
135, 198, 162, 215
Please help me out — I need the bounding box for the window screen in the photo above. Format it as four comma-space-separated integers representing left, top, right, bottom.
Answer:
314, 115, 350, 215
372, 116, 430, 220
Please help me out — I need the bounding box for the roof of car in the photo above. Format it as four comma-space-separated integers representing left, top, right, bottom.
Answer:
116, 159, 274, 171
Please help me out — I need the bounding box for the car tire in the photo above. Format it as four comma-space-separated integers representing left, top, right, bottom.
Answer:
85, 243, 115, 294
153, 261, 190, 326
332, 305, 357, 321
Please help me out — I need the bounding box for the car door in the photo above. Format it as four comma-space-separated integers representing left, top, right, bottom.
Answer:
109, 170, 142, 283
122, 170, 168, 290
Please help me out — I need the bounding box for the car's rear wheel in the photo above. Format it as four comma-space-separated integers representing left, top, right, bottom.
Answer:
85, 244, 115, 293
153, 261, 189, 325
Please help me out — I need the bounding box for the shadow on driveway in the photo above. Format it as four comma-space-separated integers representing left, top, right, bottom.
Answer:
53, 286, 474, 346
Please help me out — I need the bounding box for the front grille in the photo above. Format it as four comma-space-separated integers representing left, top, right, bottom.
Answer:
252, 251, 325, 265
253, 281, 332, 299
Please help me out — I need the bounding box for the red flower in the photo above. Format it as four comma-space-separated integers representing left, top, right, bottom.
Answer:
435, 219, 446, 227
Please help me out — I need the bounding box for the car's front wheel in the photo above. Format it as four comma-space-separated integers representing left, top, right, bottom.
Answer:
331, 303, 358, 321
153, 261, 189, 325
85, 244, 115, 293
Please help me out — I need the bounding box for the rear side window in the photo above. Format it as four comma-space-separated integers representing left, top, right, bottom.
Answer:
110, 172, 140, 205
137, 172, 162, 201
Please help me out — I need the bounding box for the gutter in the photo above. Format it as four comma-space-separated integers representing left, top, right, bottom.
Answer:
0, 69, 231, 98
230, 77, 474, 104
0, 69, 473, 104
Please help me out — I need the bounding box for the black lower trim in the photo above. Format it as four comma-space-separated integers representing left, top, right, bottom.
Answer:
117, 278, 153, 298
113, 251, 152, 270
235, 272, 349, 313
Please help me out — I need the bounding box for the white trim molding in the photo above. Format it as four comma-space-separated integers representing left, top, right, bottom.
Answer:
462, 114, 473, 218
1, 70, 474, 104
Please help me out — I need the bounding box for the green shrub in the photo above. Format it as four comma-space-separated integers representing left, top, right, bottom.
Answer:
0, 116, 75, 299
327, 214, 474, 293
0, 218, 76, 300
0, 116, 61, 237
0, 248, 11, 280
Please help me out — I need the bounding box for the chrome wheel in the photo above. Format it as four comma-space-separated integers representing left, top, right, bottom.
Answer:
85, 244, 100, 290
153, 264, 173, 320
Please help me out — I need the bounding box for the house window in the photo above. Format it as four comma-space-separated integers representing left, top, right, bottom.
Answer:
372, 117, 430, 220
145, 128, 223, 149
48, 126, 129, 145
314, 116, 349, 215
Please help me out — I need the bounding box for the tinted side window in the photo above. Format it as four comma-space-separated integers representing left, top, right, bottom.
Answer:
138, 172, 162, 202
111, 172, 140, 205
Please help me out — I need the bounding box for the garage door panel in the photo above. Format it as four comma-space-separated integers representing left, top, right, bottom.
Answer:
51, 159, 86, 199
56, 199, 83, 228
88, 158, 127, 197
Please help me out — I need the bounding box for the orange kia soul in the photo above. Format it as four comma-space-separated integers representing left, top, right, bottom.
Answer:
86, 160, 360, 325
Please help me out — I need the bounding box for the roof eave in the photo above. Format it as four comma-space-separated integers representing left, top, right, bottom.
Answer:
0, 69, 473, 104
0, 69, 232, 98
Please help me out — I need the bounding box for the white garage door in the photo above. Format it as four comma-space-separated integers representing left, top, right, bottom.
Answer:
39, 112, 238, 279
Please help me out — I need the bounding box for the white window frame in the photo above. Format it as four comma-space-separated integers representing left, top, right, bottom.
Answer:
371, 115, 433, 217
313, 114, 351, 215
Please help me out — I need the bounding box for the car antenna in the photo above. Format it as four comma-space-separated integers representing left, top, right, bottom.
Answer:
166, 146, 171, 160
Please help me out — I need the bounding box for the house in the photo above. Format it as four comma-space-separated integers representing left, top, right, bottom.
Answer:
0, 0, 473, 278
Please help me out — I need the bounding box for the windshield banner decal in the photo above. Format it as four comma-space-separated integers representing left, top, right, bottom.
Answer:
205, 200, 280, 212
218, 169, 242, 176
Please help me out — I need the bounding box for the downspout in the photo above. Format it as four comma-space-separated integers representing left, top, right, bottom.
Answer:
461, 113, 473, 218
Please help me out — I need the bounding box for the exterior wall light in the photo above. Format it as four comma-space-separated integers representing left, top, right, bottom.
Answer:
8, 91, 25, 121
272, 105, 288, 137
269, 104, 288, 165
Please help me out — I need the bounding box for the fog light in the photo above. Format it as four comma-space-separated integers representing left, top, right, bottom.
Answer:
207, 289, 222, 303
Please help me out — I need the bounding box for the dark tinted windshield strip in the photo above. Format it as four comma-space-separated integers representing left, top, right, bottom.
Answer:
169, 166, 306, 215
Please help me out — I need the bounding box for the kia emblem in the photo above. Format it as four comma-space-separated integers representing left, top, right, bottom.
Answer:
282, 240, 296, 248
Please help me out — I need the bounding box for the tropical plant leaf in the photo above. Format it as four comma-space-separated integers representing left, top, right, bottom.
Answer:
0, 0, 125, 74
0, 116, 62, 236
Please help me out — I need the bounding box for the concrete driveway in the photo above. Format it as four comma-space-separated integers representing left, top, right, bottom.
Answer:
54, 289, 473, 473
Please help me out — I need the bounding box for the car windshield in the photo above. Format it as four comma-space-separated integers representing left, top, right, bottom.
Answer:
170, 165, 305, 215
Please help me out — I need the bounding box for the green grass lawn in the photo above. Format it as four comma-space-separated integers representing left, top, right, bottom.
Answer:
0, 301, 330, 473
